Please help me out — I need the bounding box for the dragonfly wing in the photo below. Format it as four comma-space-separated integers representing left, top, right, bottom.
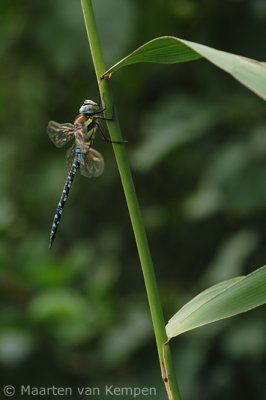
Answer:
47, 121, 75, 148
65, 145, 76, 171
74, 121, 89, 153
80, 148, 104, 178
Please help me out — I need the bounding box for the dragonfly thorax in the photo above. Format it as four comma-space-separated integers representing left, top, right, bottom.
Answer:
73, 114, 97, 150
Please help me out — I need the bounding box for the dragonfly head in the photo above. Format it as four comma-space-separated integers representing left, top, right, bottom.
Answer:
79, 100, 100, 116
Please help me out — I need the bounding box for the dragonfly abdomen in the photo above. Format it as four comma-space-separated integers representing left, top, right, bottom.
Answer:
49, 148, 82, 248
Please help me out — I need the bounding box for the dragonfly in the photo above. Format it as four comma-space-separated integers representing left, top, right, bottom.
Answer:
47, 99, 125, 248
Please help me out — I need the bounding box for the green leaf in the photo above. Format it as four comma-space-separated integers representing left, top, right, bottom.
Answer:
101, 36, 266, 101
166, 266, 266, 339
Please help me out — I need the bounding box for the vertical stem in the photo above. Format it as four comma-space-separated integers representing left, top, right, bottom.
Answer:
81, 1, 181, 399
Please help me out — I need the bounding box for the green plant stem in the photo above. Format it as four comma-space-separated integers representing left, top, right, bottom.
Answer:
81, 1, 181, 399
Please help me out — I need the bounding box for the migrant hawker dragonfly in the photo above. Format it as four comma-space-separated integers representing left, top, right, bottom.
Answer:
47, 99, 124, 248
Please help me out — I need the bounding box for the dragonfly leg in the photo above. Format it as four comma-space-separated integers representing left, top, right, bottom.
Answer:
97, 93, 102, 109
96, 102, 116, 121
96, 107, 106, 115
96, 122, 127, 144
97, 92, 109, 115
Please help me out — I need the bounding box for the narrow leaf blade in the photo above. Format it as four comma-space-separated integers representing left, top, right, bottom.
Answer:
101, 37, 201, 77
101, 36, 266, 101
166, 266, 266, 339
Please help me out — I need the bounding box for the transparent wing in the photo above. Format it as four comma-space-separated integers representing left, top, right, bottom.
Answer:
74, 121, 89, 153
80, 148, 104, 178
47, 121, 75, 148
65, 147, 104, 178
66, 145, 76, 171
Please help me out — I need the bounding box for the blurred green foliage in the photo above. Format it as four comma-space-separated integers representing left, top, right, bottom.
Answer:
1, 0, 266, 399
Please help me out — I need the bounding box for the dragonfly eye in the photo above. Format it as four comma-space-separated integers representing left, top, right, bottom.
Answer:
79, 99, 99, 116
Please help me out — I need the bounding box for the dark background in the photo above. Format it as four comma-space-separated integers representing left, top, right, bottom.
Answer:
1, 0, 266, 398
